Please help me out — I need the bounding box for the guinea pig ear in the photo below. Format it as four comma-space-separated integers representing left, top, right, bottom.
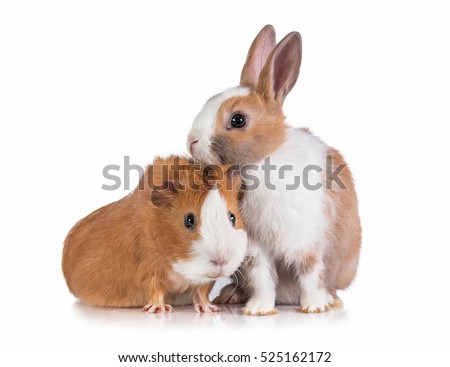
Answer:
257, 31, 302, 105
150, 180, 182, 207
202, 164, 241, 192
226, 164, 241, 181
225, 164, 243, 193
240, 25, 276, 89
202, 164, 221, 188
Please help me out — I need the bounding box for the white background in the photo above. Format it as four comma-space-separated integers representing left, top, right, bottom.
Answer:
1, 1, 449, 366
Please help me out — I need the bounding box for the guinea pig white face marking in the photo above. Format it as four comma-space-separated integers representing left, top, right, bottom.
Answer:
172, 189, 247, 284
187, 86, 249, 163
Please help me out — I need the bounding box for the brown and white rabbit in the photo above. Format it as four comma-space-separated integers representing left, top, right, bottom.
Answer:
62, 156, 247, 313
187, 25, 361, 315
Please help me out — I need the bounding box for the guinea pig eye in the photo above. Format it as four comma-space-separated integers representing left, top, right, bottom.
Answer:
184, 213, 196, 230
230, 113, 246, 128
229, 212, 236, 227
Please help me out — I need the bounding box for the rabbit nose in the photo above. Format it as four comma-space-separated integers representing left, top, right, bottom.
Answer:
189, 140, 199, 155
211, 258, 230, 267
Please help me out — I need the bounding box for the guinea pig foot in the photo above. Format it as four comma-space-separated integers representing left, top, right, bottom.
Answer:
194, 303, 221, 313
143, 303, 173, 314
212, 284, 245, 304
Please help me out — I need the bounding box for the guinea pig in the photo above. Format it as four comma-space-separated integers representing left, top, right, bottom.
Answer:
62, 156, 247, 313
187, 25, 361, 315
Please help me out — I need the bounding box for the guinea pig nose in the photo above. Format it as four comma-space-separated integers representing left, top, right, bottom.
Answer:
189, 140, 199, 155
211, 258, 230, 267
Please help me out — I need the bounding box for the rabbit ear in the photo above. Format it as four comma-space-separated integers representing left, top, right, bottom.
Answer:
257, 31, 302, 105
240, 25, 276, 89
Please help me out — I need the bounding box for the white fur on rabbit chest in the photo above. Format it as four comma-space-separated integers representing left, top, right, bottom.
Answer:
241, 128, 330, 263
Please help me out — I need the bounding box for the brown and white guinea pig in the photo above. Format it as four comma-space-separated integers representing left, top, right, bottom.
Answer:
62, 156, 247, 313
187, 25, 361, 315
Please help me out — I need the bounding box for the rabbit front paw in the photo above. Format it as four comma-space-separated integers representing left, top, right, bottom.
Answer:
243, 296, 278, 316
297, 290, 334, 313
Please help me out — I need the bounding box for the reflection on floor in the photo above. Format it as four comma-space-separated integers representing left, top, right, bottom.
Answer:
73, 302, 349, 330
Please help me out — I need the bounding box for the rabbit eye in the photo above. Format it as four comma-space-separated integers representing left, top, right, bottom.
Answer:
229, 212, 236, 227
184, 213, 196, 230
230, 113, 246, 128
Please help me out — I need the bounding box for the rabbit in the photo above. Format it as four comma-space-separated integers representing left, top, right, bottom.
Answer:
62, 156, 247, 313
187, 25, 361, 315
